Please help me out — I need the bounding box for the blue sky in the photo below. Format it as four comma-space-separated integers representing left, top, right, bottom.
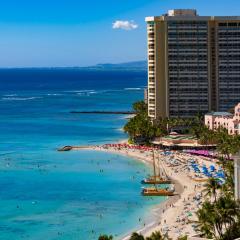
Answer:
0, 0, 238, 67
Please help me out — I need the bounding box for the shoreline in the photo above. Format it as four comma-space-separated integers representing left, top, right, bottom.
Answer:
82, 147, 184, 239
121, 178, 184, 240
64, 144, 208, 239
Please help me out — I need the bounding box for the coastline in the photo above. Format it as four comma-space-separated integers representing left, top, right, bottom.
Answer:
82, 146, 184, 239
68, 144, 207, 239
121, 178, 184, 240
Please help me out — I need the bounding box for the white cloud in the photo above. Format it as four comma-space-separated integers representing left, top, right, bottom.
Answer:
112, 20, 138, 31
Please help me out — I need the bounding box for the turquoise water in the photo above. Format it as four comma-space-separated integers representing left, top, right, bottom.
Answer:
0, 69, 165, 240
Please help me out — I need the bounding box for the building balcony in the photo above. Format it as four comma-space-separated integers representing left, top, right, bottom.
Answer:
148, 84, 155, 88
149, 102, 155, 107
148, 51, 155, 55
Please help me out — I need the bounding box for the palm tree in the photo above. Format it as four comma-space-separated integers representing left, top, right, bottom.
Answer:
203, 177, 221, 202
146, 231, 164, 240
216, 128, 239, 160
219, 157, 235, 195
98, 235, 113, 240
216, 196, 238, 231
196, 201, 216, 239
133, 101, 147, 114
222, 221, 240, 240
129, 232, 145, 240
124, 100, 158, 144
177, 236, 188, 240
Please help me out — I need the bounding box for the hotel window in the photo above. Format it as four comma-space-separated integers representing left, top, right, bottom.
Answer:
149, 55, 155, 61
149, 77, 155, 82
148, 33, 154, 38
148, 44, 154, 49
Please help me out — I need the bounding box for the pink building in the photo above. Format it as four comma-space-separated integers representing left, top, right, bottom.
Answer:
205, 103, 240, 135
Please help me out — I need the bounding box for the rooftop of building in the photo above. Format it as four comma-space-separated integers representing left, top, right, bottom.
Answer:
167, 9, 197, 17
145, 9, 240, 22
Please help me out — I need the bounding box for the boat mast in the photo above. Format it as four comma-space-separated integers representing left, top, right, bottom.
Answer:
157, 153, 161, 178
152, 150, 157, 181
152, 150, 158, 190
159, 159, 168, 179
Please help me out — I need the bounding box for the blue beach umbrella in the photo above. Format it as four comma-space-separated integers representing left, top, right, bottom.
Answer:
202, 166, 208, 173
194, 168, 200, 173
210, 165, 215, 172
217, 171, 226, 179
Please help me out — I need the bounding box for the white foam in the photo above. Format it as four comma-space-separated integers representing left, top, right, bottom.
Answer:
1, 97, 42, 101
124, 88, 142, 90
46, 93, 63, 96
3, 94, 18, 97
64, 90, 95, 93
77, 90, 98, 96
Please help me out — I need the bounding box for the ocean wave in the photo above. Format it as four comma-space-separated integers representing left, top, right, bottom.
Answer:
64, 90, 95, 93
124, 88, 142, 90
66, 88, 144, 96
1, 97, 42, 101
77, 90, 98, 96
100, 89, 122, 93
3, 94, 18, 97
46, 93, 63, 96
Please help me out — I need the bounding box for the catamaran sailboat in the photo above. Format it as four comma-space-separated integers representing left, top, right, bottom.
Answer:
141, 185, 175, 196
141, 150, 171, 184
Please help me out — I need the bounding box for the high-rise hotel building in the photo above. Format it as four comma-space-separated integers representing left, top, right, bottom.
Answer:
146, 9, 240, 119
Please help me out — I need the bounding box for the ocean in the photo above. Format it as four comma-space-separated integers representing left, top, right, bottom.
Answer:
0, 69, 165, 240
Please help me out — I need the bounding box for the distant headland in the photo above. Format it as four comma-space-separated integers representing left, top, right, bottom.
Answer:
0, 60, 148, 71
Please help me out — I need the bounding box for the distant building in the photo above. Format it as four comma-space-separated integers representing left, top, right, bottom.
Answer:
146, 9, 240, 119
205, 103, 240, 135
234, 153, 240, 200
144, 88, 148, 104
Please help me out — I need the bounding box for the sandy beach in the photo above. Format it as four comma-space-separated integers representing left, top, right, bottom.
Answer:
70, 144, 218, 239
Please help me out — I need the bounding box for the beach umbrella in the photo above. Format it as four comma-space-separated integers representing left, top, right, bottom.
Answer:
210, 165, 215, 172
187, 211, 193, 217
217, 172, 226, 179
207, 173, 213, 177
202, 166, 208, 172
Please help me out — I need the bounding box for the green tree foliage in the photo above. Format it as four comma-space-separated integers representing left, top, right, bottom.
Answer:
133, 101, 147, 114
98, 231, 165, 240
124, 101, 157, 144
215, 128, 240, 160
189, 114, 205, 139
197, 195, 240, 239
124, 101, 205, 144
177, 236, 188, 240
98, 235, 113, 240
129, 232, 145, 240
146, 231, 164, 240
221, 221, 240, 240
129, 231, 164, 240
203, 177, 221, 202
197, 132, 240, 240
